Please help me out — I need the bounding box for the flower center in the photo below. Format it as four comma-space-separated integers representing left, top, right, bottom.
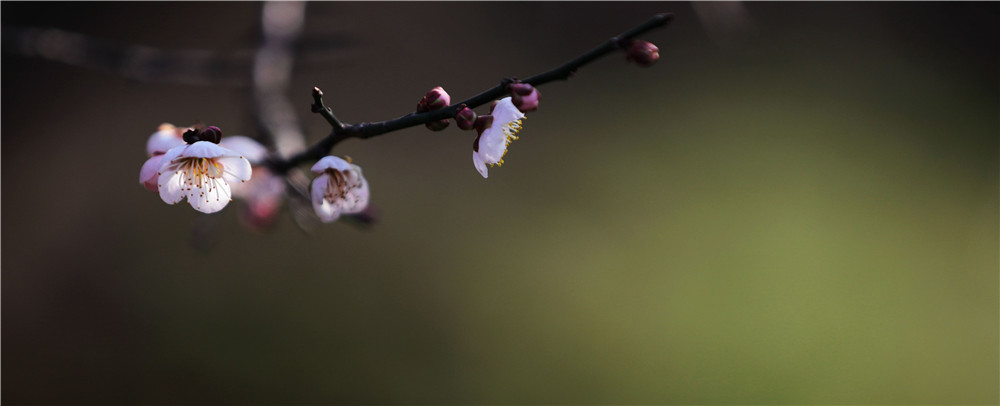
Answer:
180, 157, 225, 181
324, 169, 357, 202
494, 118, 524, 167
173, 157, 230, 203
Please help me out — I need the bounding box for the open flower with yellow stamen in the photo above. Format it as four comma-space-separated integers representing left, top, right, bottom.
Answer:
472, 97, 525, 178
310, 156, 370, 223
157, 141, 252, 213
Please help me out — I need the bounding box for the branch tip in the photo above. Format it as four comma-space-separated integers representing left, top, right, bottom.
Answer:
270, 12, 675, 174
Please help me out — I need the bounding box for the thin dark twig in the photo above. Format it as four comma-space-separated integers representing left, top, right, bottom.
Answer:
270, 13, 673, 174
311, 87, 345, 131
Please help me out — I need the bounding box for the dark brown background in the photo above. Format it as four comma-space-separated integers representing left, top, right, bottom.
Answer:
3, 2, 998, 404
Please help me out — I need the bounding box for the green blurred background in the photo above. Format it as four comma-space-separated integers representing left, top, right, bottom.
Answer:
2, 2, 997, 404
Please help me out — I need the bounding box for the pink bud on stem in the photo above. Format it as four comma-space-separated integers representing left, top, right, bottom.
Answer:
416, 86, 452, 131
624, 40, 659, 67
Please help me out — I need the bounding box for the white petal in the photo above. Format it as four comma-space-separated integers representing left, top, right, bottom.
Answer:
157, 144, 188, 173
219, 136, 269, 164
181, 141, 228, 159
158, 170, 186, 204
146, 129, 185, 156
311, 174, 340, 222
311, 155, 352, 174
186, 180, 232, 214
140, 155, 163, 182
473, 151, 489, 178
478, 127, 506, 163
218, 156, 253, 183
491, 97, 525, 124
315, 200, 340, 222
340, 176, 370, 214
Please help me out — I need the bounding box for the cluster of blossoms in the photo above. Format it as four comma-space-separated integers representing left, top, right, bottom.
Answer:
420, 81, 541, 178
138, 125, 368, 227
138, 36, 659, 228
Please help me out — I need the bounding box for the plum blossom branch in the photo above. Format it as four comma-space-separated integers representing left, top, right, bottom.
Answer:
268, 12, 674, 174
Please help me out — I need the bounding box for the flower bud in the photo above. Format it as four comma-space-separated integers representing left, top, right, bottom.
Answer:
182, 128, 200, 144
425, 119, 450, 131
509, 83, 540, 113
200, 126, 223, 144
625, 40, 659, 67
455, 106, 477, 130
182, 125, 223, 144
415, 86, 451, 113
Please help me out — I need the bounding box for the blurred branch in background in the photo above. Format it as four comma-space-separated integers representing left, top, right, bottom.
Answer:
253, 0, 307, 159
1, 25, 253, 87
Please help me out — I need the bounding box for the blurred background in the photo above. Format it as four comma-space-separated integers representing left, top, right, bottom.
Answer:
2, 2, 997, 404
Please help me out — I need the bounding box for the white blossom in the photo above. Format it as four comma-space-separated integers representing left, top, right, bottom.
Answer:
157, 141, 252, 213
145, 124, 186, 155
473, 97, 525, 178
310, 156, 370, 222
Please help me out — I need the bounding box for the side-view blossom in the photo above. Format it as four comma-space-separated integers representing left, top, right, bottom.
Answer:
157, 141, 252, 213
219, 136, 286, 230
310, 156, 370, 223
146, 123, 186, 155
140, 124, 188, 192
472, 97, 525, 178
219, 135, 269, 165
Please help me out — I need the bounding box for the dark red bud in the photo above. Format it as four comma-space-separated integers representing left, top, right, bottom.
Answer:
416, 86, 451, 113
455, 106, 477, 130
510, 83, 535, 96
200, 126, 222, 143
625, 40, 659, 67
509, 83, 540, 113
182, 128, 200, 144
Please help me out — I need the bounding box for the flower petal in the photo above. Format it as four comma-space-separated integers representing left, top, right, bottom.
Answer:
219, 136, 269, 164
158, 170, 186, 205
478, 127, 506, 163
311, 155, 352, 174
140, 155, 164, 192
339, 176, 370, 214
146, 128, 185, 156
473, 151, 488, 178
311, 174, 340, 222
157, 144, 188, 173
218, 155, 253, 183
181, 141, 228, 159
186, 180, 232, 214
491, 97, 525, 125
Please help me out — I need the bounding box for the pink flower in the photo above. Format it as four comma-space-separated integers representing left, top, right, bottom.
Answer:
219, 136, 286, 230
140, 124, 187, 193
